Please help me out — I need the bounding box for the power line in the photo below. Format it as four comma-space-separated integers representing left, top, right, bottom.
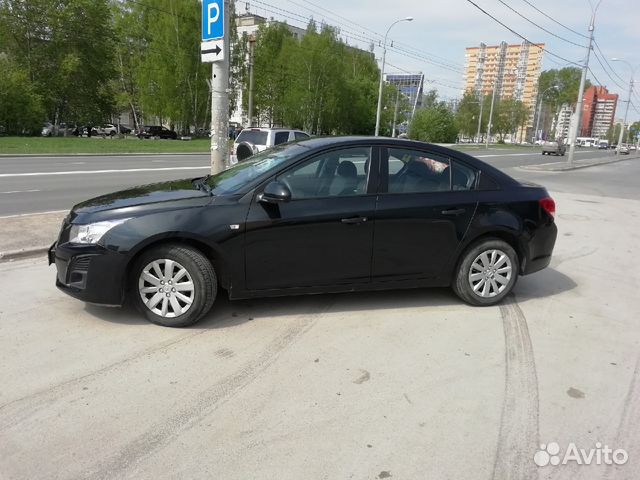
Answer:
386, 62, 462, 91
290, 0, 464, 69
593, 40, 628, 85
591, 50, 626, 90
587, 66, 604, 87
495, 0, 586, 48
465, 0, 580, 66
519, 0, 589, 39
247, 0, 463, 75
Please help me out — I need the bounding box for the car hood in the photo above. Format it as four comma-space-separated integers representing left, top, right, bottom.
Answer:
70, 179, 211, 221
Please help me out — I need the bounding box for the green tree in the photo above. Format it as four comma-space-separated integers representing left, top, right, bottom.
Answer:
456, 90, 487, 139
492, 98, 530, 142
536, 67, 591, 138
250, 21, 380, 135
130, 0, 210, 134
0, 0, 117, 127
409, 95, 458, 143
627, 121, 640, 144
0, 56, 44, 134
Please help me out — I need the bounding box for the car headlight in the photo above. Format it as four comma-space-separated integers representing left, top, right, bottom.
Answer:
69, 218, 130, 244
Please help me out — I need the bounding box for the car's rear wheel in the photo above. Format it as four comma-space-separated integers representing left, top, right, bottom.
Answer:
131, 244, 217, 327
452, 238, 519, 306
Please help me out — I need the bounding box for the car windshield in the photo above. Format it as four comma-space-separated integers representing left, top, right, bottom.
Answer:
206, 144, 308, 195
236, 130, 268, 146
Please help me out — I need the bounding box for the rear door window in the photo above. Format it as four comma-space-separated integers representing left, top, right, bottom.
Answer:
236, 130, 268, 146
274, 131, 290, 145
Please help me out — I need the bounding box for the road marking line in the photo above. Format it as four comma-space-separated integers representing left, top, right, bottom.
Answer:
476, 151, 597, 158
0, 166, 209, 178
0, 189, 41, 194
0, 209, 67, 219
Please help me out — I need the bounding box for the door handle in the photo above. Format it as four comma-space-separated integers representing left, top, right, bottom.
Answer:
441, 208, 466, 216
341, 216, 368, 224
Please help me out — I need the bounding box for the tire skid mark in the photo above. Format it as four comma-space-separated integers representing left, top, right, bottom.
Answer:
0, 329, 208, 430
81, 298, 335, 480
491, 295, 540, 480
608, 354, 640, 480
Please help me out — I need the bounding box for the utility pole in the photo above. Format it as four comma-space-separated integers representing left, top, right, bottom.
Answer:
611, 58, 637, 154
534, 85, 559, 143
391, 86, 401, 138
486, 81, 497, 148
567, 1, 601, 166
476, 95, 484, 143
247, 35, 256, 127
616, 79, 633, 152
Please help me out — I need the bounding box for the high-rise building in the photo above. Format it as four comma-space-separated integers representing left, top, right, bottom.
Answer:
580, 86, 618, 138
463, 41, 545, 121
552, 103, 573, 140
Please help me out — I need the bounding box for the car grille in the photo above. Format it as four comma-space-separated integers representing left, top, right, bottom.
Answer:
70, 256, 92, 273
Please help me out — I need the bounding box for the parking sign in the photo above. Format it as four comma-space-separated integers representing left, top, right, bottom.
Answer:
202, 0, 224, 41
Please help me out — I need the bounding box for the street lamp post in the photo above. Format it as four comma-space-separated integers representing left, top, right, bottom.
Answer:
375, 16, 414, 137
534, 85, 559, 144
611, 58, 637, 154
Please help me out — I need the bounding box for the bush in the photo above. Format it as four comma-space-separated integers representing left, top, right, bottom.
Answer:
408, 105, 458, 143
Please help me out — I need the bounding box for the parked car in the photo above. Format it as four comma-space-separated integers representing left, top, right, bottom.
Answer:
616, 144, 630, 155
49, 136, 557, 327
41, 122, 54, 137
42, 122, 77, 137
137, 125, 178, 140
541, 141, 566, 156
231, 127, 310, 163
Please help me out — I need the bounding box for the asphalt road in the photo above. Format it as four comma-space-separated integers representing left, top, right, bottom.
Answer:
0, 147, 614, 216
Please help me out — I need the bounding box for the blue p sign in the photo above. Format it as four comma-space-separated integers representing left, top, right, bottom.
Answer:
202, 0, 224, 41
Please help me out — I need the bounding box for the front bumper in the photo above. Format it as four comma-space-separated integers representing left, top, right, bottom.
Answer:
50, 242, 128, 306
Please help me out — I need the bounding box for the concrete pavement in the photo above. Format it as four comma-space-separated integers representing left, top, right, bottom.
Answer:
1, 184, 639, 479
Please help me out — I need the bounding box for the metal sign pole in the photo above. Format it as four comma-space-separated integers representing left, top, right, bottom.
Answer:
202, 0, 229, 175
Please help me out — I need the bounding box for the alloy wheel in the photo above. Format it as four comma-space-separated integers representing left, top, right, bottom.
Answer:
468, 249, 513, 298
138, 259, 195, 318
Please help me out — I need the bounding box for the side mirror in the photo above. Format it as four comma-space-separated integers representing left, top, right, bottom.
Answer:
258, 181, 292, 204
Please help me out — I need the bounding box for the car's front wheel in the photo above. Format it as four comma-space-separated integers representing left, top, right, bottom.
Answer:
131, 244, 217, 327
452, 238, 519, 306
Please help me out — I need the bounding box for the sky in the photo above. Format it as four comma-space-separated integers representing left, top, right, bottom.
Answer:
242, 0, 640, 123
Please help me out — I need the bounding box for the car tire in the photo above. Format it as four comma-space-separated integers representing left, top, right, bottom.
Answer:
452, 238, 519, 306
131, 244, 217, 327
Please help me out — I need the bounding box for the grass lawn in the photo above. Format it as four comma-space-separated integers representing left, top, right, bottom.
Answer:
0, 136, 212, 155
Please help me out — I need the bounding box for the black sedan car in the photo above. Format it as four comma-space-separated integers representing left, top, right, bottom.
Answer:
49, 137, 557, 327
137, 125, 178, 140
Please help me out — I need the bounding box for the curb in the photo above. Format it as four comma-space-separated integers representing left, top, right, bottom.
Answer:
521, 155, 637, 172
0, 246, 48, 263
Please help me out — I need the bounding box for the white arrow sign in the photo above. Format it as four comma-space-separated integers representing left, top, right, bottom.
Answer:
201, 40, 225, 63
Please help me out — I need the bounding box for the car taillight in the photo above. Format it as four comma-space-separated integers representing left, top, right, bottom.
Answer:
539, 197, 556, 218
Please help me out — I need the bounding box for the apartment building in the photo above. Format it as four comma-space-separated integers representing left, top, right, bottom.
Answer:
580, 86, 618, 138
464, 41, 545, 124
